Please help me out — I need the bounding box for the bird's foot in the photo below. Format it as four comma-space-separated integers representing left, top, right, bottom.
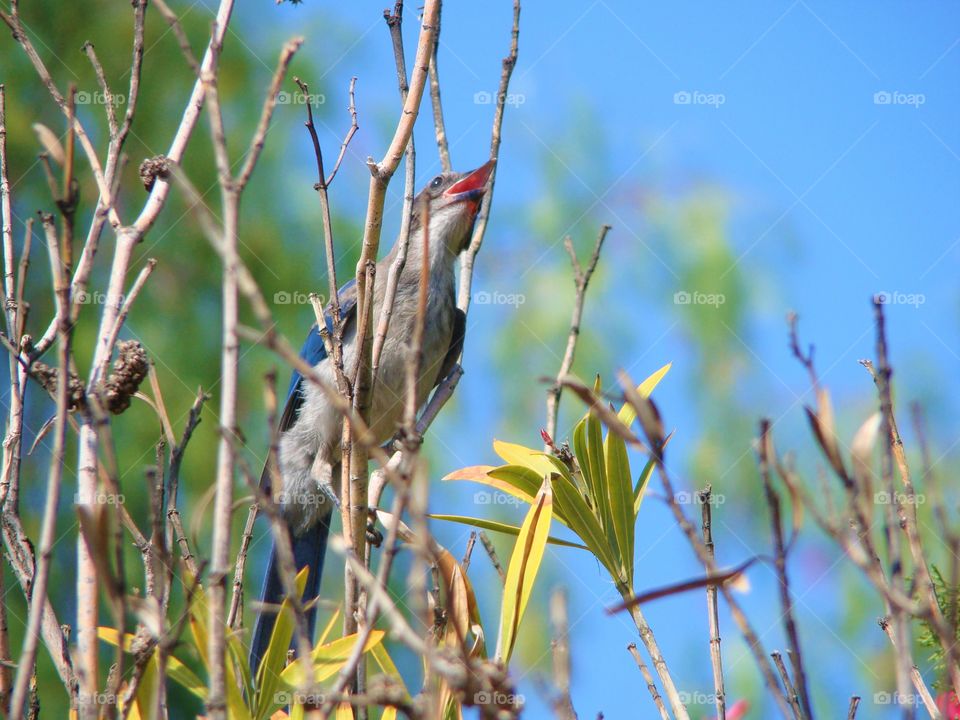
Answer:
317, 483, 342, 512
366, 508, 384, 548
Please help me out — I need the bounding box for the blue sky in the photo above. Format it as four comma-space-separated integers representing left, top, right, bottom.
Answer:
250, 2, 960, 717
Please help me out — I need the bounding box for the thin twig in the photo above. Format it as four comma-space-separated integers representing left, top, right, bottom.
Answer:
544, 225, 609, 448
759, 423, 812, 719
700, 486, 726, 720
550, 589, 577, 720
428, 0, 452, 172
627, 643, 670, 720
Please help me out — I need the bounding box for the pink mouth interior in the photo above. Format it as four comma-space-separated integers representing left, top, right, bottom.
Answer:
445, 161, 493, 196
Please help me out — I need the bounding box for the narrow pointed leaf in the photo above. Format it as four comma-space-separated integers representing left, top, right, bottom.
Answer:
603, 426, 634, 584
429, 514, 588, 550
634, 458, 656, 517
497, 478, 553, 663
617, 363, 672, 428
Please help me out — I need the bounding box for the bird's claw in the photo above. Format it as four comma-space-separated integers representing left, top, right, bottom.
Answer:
366, 508, 384, 548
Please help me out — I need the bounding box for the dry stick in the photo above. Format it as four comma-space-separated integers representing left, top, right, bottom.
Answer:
550, 589, 577, 720
861, 370, 960, 699
428, 0, 452, 173
478, 531, 507, 584
346, 0, 439, 661
0, 84, 19, 704
0, 11, 119, 231
847, 696, 861, 719
700, 486, 726, 720
771, 651, 803, 720
9, 215, 72, 718
758, 423, 812, 719
371, 1, 417, 396
645, 455, 792, 718
869, 302, 916, 717
69, 2, 231, 706
878, 618, 941, 719
457, 0, 520, 315
544, 225, 609, 448
32, 0, 143, 354
294, 74, 356, 385
199, 35, 303, 719
324, 194, 434, 718
627, 643, 670, 720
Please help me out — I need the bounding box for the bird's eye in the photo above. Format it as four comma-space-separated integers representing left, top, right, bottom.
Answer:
430, 175, 443, 189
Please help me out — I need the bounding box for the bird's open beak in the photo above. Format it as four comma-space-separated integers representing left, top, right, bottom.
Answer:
443, 160, 495, 204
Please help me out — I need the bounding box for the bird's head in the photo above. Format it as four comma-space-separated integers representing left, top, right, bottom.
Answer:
411, 160, 495, 255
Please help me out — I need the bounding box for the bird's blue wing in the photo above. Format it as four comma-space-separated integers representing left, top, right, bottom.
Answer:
277, 278, 358, 434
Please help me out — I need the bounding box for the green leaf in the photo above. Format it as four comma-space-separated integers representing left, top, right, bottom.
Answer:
634, 457, 656, 517
570, 417, 594, 498
429, 514, 589, 550
497, 477, 553, 663
603, 426, 635, 585
552, 472, 620, 579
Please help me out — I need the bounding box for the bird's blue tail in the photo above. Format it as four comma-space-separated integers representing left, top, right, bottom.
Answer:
249, 514, 330, 681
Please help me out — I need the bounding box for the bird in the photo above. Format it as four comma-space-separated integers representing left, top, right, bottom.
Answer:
249, 160, 494, 679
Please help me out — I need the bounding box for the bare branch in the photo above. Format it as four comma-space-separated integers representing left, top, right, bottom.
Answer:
545, 224, 609, 447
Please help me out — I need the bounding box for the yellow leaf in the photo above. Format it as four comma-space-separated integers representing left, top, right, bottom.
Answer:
617, 363, 671, 428
492, 440, 558, 479
497, 477, 553, 663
